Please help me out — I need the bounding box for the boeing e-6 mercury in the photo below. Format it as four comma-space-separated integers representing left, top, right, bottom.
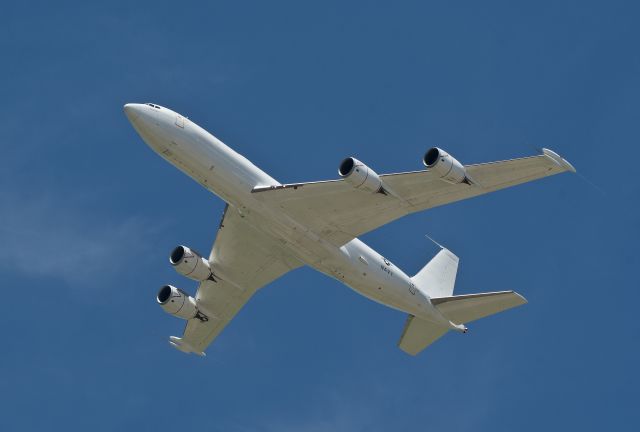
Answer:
124, 102, 575, 356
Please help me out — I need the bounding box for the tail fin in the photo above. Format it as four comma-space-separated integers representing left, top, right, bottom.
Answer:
411, 248, 459, 298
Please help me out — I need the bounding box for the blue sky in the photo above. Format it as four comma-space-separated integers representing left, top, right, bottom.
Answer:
1, 1, 638, 430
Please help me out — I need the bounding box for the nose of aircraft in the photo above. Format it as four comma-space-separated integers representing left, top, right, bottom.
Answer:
123, 103, 143, 122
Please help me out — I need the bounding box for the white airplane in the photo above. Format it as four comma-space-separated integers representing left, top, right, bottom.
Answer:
124, 102, 575, 356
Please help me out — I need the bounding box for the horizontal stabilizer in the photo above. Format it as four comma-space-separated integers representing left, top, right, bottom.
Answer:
432, 291, 527, 324
398, 315, 449, 356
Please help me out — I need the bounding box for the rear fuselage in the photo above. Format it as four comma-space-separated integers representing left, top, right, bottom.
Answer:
124, 103, 455, 328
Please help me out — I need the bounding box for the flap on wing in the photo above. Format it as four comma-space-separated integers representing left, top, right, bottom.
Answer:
431, 291, 527, 324
254, 178, 407, 245
398, 315, 449, 356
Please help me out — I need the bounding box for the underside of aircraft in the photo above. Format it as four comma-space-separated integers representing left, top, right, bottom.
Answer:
124, 102, 575, 357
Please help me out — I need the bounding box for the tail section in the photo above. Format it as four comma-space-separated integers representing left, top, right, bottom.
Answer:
397, 291, 527, 356
411, 248, 459, 298
400, 249, 527, 356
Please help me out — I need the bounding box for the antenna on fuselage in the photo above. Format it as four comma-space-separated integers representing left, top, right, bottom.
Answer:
424, 233, 446, 250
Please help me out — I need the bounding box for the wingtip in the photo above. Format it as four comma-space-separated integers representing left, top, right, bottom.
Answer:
168, 336, 206, 356
513, 291, 528, 305
542, 148, 576, 173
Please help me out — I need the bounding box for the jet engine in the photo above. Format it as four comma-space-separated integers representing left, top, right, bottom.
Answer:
157, 285, 208, 321
338, 157, 384, 193
423, 147, 470, 184
169, 245, 214, 281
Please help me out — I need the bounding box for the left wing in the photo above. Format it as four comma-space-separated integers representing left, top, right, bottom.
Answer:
251, 149, 575, 246
169, 205, 302, 355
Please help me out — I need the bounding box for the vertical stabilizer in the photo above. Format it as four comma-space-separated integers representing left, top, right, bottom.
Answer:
411, 248, 459, 298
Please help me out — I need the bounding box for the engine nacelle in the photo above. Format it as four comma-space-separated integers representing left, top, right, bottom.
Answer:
423, 147, 469, 184
157, 285, 208, 321
338, 157, 383, 193
169, 245, 214, 281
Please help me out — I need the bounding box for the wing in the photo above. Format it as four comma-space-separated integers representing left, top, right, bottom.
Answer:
169, 205, 303, 355
251, 149, 575, 245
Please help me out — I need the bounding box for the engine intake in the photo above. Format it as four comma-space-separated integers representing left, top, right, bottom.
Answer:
169, 245, 214, 281
157, 285, 208, 321
338, 157, 384, 193
423, 147, 469, 184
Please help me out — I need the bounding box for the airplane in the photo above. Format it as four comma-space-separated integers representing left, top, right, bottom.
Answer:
124, 102, 575, 356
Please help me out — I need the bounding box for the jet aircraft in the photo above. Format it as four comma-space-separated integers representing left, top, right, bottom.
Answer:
124, 102, 575, 356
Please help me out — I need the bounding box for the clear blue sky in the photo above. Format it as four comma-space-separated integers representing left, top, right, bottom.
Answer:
1, 1, 638, 430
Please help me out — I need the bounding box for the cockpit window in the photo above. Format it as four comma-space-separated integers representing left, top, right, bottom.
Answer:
145, 103, 161, 109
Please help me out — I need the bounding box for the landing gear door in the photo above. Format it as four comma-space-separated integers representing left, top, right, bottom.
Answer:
175, 115, 185, 128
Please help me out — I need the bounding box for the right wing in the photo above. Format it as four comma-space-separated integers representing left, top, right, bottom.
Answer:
251, 149, 575, 246
169, 205, 302, 355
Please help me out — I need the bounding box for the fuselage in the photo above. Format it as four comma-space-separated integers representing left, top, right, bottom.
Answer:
124, 103, 456, 329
